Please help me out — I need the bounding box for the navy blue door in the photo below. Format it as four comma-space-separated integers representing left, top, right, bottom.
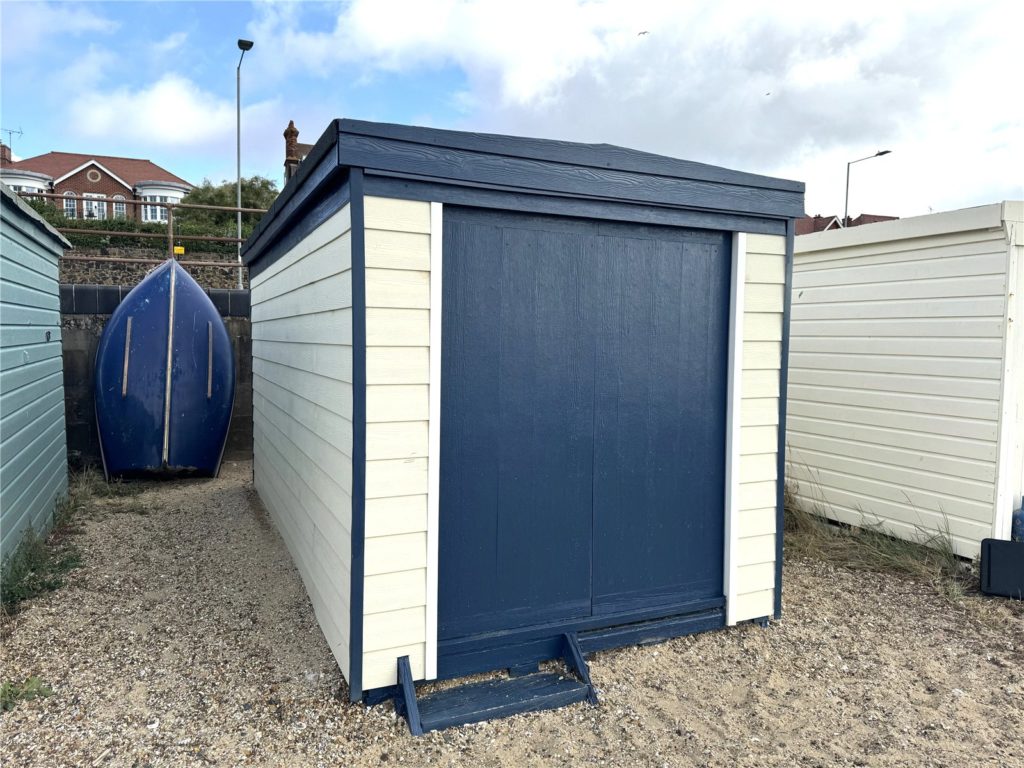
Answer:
439, 209, 729, 641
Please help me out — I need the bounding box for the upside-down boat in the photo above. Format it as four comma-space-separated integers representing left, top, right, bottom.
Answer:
94, 260, 235, 478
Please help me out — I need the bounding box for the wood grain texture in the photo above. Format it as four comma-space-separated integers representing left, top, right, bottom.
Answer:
250, 203, 354, 685
340, 118, 804, 192
340, 134, 804, 218
0, 197, 68, 562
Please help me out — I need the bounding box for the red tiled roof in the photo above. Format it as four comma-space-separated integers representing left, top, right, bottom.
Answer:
1, 151, 192, 188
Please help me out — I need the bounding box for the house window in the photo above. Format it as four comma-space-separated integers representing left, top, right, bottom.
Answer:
83, 193, 107, 220
63, 192, 77, 219
142, 195, 169, 222
113, 195, 126, 219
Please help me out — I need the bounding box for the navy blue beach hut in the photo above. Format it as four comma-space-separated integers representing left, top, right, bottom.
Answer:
242, 120, 803, 730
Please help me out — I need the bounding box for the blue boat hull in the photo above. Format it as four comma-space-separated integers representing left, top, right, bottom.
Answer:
95, 261, 235, 477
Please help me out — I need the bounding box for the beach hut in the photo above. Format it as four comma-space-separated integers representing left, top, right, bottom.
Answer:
242, 120, 803, 730
789, 203, 1023, 559
0, 184, 71, 564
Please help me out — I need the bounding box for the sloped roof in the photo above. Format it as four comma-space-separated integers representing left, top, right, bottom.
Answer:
1, 151, 191, 188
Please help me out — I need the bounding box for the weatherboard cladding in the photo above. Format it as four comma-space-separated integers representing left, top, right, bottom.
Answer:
250, 202, 354, 680
0, 186, 70, 563
789, 203, 1023, 558
243, 120, 798, 701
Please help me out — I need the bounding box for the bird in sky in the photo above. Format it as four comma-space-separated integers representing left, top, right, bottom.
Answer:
638, 30, 649, 35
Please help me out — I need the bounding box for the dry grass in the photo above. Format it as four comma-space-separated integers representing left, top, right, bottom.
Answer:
0, 469, 144, 615
784, 481, 973, 603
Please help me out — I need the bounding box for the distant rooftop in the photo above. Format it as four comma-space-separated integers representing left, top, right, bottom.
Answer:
1, 149, 192, 188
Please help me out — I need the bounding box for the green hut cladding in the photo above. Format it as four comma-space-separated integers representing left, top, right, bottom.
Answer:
241, 120, 803, 732
0, 184, 70, 565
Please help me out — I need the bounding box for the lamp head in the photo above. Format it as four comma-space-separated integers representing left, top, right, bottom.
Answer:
238, 39, 254, 51
876, 150, 891, 156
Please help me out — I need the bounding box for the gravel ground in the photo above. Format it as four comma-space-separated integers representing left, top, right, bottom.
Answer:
1, 460, 1022, 767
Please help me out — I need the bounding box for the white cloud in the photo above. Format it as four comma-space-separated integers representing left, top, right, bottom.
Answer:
67, 74, 277, 151
153, 31, 188, 54
1, 2, 118, 60
55, 45, 118, 93
250, 0, 1023, 215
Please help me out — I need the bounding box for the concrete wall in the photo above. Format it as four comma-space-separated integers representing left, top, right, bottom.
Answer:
60, 285, 252, 469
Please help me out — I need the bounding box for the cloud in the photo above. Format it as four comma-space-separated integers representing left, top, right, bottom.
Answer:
249, 0, 1022, 215
153, 31, 188, 54
66, 74, 277, 151
1, 2, 118, 60
54, 45, 119, 93
246, 0, 652, 103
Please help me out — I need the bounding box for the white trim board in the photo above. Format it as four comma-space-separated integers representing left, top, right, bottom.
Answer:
425, 201, 443, 680
723, 232, 746, 626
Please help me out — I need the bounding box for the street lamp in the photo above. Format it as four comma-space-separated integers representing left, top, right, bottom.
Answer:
843, 150, 891, 228
236, 38, 254, 289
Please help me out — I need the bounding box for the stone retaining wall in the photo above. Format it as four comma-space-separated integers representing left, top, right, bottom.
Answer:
61, 247, 247, 289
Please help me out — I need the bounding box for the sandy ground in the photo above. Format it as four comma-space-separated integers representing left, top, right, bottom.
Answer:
1, 460, 1022, 767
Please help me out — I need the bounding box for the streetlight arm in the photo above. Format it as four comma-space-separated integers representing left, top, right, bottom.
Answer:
842, 150, 892, 228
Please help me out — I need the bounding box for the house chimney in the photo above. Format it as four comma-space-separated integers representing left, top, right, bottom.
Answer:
284, 121, 300, 180
0, 142, 11, 165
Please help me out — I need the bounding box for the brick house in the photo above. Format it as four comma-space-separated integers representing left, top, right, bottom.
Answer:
796, 212, 898, 235
0, 143, 192, 222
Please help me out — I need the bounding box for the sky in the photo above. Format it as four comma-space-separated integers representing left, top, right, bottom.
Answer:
1, 0, 1021, 218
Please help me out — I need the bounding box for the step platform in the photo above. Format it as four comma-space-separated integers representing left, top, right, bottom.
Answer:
394, 632, 597, 735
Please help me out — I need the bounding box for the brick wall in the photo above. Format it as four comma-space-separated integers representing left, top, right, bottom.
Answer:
54, 166, 137, 220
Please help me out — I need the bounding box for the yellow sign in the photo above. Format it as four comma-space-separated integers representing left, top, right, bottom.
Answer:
173, 246, 185, 255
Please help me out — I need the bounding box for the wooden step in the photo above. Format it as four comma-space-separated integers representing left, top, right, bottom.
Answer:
415, 672, 590, 733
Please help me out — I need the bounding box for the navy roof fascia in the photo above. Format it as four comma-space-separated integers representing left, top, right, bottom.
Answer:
337, 119, 803, 193
243, 119, 805, 267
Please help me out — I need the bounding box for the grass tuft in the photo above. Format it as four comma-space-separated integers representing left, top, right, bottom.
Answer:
0, 676, 53, 712
784, 479, 971, 602
1, 467, 142, 614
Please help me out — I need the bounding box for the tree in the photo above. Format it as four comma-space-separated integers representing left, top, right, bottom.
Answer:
175, 176, 279, 239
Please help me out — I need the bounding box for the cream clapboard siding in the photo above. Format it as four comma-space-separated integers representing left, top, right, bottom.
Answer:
731, 233, 786, 622
361, 196, 432, 690
251, 205, 353, 679
789, 204, 1020, 558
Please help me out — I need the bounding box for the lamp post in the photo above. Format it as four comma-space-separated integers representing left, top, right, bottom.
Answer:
843, 150, 891, 228
236, 38, 254, 289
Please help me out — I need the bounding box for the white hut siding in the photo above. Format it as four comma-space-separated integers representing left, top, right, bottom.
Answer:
361, 196, 433, 689
789, 204, 1022, 558
250, 204, 354, 678
731, 233, 786, 621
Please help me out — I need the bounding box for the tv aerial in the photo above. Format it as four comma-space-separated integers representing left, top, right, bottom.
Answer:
1, 126, 24, 152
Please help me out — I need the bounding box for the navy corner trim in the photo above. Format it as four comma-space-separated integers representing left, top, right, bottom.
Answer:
775, 218, 795, 620
239, 118, 339, 264
348, 168, 367, 702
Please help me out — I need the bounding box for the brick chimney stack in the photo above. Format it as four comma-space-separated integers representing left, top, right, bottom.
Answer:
0, 142, 11, 165
284, 121, 300, 180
